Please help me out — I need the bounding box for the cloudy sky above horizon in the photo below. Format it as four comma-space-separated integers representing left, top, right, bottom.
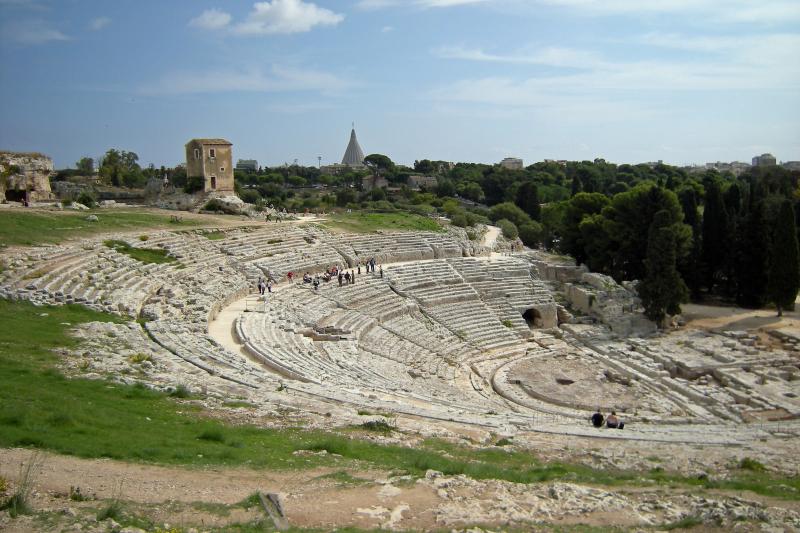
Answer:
0, 0, 798, 169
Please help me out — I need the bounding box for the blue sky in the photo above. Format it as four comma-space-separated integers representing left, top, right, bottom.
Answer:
0, 0, 798, 169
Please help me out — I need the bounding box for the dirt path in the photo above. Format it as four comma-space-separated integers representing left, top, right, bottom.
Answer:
3, 448, 799, 532
481, 224, 501, 248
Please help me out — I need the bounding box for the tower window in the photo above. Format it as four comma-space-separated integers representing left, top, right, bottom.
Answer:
194, 148, 200, 160
209, 148, 216, 159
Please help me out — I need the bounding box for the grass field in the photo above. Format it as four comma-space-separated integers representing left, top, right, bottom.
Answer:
323, 211, 443, 233
0, 299, 798, 500
0, 210, 203, 247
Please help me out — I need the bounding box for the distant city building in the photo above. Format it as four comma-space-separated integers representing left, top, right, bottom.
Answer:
783, 161, 800, 172
500, 157, 524, 170
696, 161, 752, 176
362, 175, 389, 192
752, 153, 777, 167
235, 159, 258, 172
407, 174, 438, 190
185, 138, 234, 193
543, 159, 568, 166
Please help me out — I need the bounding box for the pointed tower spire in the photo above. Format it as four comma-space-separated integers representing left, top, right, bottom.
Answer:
341, 124, 365, 166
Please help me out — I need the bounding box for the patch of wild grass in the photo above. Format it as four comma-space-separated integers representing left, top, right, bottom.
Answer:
324, 211, 443, 234
204, 231, 226, 241
104, 239, 178, 265
0, 210, 201, 247
0, 453, 41, 518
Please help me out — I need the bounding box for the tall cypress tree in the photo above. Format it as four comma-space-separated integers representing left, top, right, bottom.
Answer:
678, 188, 702, 299
701, 180, 729, 292
639, 210, 689, 326
734, 201, 769, 308
515, 181, 541, 221
768, 200, 800, 316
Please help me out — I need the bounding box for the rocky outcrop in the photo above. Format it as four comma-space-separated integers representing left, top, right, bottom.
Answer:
0, 151, 54, 203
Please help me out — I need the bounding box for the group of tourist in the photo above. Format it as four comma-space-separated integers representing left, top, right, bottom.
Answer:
256, 276, 273, 296
269, 259, 385, 295
591, 409, 625, 429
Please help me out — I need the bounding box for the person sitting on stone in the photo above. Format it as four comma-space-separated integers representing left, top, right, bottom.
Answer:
303, 272, 312, 283
606, 411, 620, 429
591, 409, 604, 428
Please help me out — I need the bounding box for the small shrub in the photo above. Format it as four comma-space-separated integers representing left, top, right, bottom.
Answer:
495, 437, 513, 447
267, 238, 283, 244
169, 383, 191, 398
138, 235, 149, 241
739, 457, 766, 472
76, 191, 97, 208
128, 353, 153, 364
0, 476, 7, 493
198, 427, 225, 443
97, 500, 122, 521
359, 420, 394, 433
450, 213, 468, 227
466, 229, 477, 241
501, 319, 513, 328
69, 486, 89, 501
496, 218, 519, 240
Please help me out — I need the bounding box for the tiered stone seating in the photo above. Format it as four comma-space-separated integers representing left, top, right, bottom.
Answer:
425, 300, 526, 357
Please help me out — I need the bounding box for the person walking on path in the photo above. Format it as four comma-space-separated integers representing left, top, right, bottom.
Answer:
338, 271, 343, 287
351, 269, 356, 284
379, 265, 383, 278
357, 263, 361, 275
267, 279, 273, 293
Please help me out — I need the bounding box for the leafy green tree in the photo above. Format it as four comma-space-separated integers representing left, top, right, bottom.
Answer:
701, 180, 729, 291
560, 193, 610, 265
768, 200, 800, 315
99, 149, 142, 188
76, 157, 94, 175
459, 181, 485, 203
497, 218, 518, 240
364, 154, 395, 177
515, 181, 541, 221
489, 202, 532, 228
436, 178, 456, 198
734, 201, 769, 307
602, 184, 691, 281
638, 210, 689, 326
335, 188, 357, 207
518, 221, 544, 247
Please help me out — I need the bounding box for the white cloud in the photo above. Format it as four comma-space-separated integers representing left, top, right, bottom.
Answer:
536, 0, 800, 24
1, 18, 68, 44
434, 45, 603, 68
89, 16, 110, 31
139, 65, 354, 95
357, 0, 488, 9
431, 32, 800, 114
189, 8, 232, 30
234, 0, 344, 35
381, 25, 394, 32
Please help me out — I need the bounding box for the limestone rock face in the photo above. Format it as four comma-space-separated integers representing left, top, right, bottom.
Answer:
0, 151, 54, 202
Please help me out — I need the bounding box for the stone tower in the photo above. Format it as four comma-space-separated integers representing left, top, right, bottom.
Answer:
185, 139, 234, 194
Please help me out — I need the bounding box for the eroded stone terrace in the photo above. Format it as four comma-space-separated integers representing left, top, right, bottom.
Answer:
1, 223, 798, 445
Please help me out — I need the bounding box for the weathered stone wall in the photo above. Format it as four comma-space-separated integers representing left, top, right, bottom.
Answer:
0, 151, 54, 202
